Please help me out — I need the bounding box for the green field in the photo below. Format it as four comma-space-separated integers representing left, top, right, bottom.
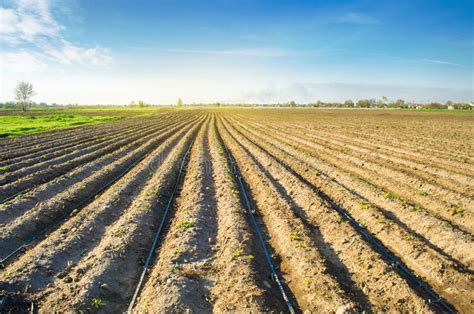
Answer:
0, 114, 123, 137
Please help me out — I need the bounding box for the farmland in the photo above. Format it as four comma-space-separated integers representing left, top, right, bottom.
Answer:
0, 108, 472, 313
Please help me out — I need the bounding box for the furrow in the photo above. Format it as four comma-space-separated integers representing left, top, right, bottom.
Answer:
31, 116, 204, 312
1, 115, 201, 297
228, 115, 474, 270
221, 116, 435, 312
238, 117, 474, 233
0, 114, 194, 202
0, 115, 204, 261
216, 116, 355, 312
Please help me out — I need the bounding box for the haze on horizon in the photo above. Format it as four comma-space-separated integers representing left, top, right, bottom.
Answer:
0, 0, 472, 105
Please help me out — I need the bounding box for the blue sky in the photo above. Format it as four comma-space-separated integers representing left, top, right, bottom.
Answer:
0, 0, 472, 104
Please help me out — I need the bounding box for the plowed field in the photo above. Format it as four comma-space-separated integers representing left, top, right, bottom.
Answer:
1, 109, 472, 313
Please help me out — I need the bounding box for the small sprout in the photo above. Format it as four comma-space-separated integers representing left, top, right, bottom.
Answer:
359, 202, 370, 210
303, 278, 312, 286
404, 234, 415, 242
2, 271, 12, 279
413, 205, 423, 213
290, 231, 302, 241
244, 254, 254, 261
91, 298, 105, 308
0, 166, 9, 172
113, 228, 127, 237
382, 191, 399, 200
231, 249, 243, 259
177, 220, 194, 229
451, 205, 464, 214
296, 242, 307, 249
419, 191, 429, 197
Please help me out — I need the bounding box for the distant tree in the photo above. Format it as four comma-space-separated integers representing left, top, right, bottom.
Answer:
177, 98, 183, 107
15, 81, 35, 111
343, 100, 354, 108
356, 99, 370, 108
395, 99, 405, 107
381, 96, 388, 104
129, 101, 136, 107
138, 100, 146, 108
423, 102, 445, 109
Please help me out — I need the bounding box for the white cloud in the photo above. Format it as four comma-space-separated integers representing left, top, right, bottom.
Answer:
0, 1, 60, 42
0, 50, 46, 74
0, 0, 111, 73
159, 48, 290, 57
39, 40, 111, 66
420, 59, 462, 67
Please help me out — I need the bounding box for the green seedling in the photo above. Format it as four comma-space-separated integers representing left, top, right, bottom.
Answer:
359, 202, 370, 210
290, 231, 302, 241
404, 234, 415, 242
113, 228, 127, 237
419, 191, 429, 197
382, 191, 399, 200
231, 249, 243, 259
177, 220, 194, 229
91, 298, 105, 308
2, 271, 12, 279
0, 166, 9, 172
451, 206, 464, 214
244, 254, 254, 261
303, 278, 312, 286
296, 242, 307, 249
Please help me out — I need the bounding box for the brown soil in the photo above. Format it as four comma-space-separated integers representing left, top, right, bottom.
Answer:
1, 108, 471, 313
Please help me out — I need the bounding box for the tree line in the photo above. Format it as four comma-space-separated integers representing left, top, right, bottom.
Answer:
2, 82, 472, 110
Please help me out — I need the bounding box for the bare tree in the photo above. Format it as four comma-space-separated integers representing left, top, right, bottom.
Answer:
15, 81, 35, 111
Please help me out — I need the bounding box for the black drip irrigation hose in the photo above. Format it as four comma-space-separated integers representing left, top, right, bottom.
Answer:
0, 188, 29, 205
127, 141, 194, 313
226, 120, 457, 314
0, 117, 197, 205
220, 138, 296, 314
0, 295, 35, 314
0, 146, 158, 269
326, 197, 457, 314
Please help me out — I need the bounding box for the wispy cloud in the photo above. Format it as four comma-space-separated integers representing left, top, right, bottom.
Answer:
420, 59, 463, 67
0, 0, 111, 73
336, 12, 381, 25
157, 48, 290, 57
235, 82, 472, 104
1, 50, 46, 74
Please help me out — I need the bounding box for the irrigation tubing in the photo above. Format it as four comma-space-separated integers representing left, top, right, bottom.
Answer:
0, 295, 35, 314
0, 188, 29, 205
0, 145, 161, 269
127, 141, 194, 313
225, 118, 457, 314
219, 134, 296, 314
0, 116, 198, 205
